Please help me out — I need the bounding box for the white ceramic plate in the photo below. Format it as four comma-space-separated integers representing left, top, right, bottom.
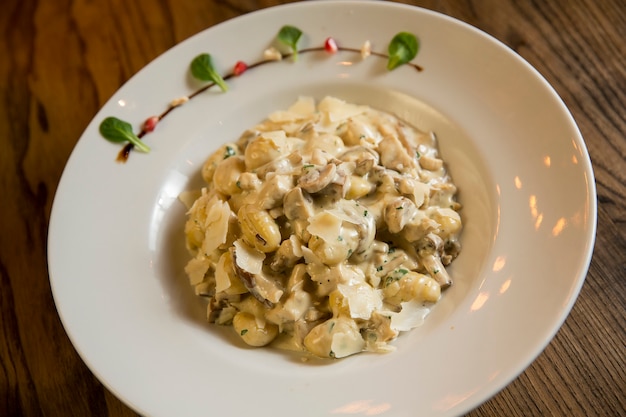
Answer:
48, 1, 597, 416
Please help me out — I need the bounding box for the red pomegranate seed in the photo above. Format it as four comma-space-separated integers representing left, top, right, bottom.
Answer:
233, 61, 248, 76
324, 37, 338, 54
143, 116, 159, 133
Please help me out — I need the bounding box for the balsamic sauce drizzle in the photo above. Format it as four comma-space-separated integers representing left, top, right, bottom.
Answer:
116, 46, 423, 163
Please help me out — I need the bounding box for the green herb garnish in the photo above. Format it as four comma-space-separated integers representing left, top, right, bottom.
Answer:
224, 146, 236, 159
103, 27, 428, 162
384, 276, 397, 287
99, 117, 150, 153
387, 32, 419, 71
190, 53, 228, 92
240, 329, 248, 336
384, 268, 410, 286
277, 25, 303, 60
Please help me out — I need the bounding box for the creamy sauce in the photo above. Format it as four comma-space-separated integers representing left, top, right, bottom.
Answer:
183, 96, 462, 358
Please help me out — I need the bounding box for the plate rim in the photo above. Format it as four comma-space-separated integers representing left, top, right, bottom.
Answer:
47, 1, 598, 416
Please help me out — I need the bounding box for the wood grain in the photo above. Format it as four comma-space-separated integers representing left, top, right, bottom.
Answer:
1, 0, 624, 416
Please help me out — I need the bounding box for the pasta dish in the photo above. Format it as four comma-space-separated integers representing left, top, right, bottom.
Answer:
182, 96, 462, 358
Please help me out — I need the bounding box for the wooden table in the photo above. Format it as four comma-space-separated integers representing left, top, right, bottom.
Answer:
1, 0, 624, 415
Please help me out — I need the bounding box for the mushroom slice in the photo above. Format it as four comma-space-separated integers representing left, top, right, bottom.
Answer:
269, 235, 303, 273
417, 233, 452, 288
317, 163, 351, 201
402, 216, 438, 243
231, 240, 284, 307
298, 163, 336, 193
395, 176, 430, 208
283, 187, 314, 220
302, 246, 339, 296
378, 134, 418, 174
338, 146, 379, 176
418, 155, 444, 171
384, 196, 419, 234
362, 311, 399, 352
256, 174, 294, 210
443, 239, 462, 265
309, 148, 334, 166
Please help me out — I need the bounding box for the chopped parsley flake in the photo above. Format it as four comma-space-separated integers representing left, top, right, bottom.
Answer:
384, 276, 397, 287
224, 146, 236, 159
384, 268, 410, 286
